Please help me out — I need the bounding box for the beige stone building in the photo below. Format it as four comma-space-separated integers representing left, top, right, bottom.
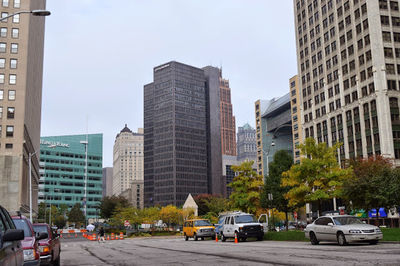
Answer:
289, 75, 303, 164
294, 0, 400, 164
0, 0, 47, 214
112, 125, 144, 202
120, 179, 144, 209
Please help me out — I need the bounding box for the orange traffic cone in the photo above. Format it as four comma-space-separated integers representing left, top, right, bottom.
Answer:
215, 233, 218, 242
234, 233, 238, 243
107, 235, 110, 240
111, 233, 115, 240
119, 232, 123, 240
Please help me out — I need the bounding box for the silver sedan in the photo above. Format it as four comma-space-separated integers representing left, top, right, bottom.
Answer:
305, 215, 383, 246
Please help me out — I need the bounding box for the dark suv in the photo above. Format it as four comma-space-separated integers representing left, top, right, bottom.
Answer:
0, 205, 25, 266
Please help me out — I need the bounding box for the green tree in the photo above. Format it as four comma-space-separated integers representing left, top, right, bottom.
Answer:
99, 196, 130, 219
67, 203, 85, 226
37, 202, 46, 223
260, 150, 295, 230
343, 156, 399, 212
229, 161, 263, 214
53, 215, 67, 229
160, 205, 182, 227
282, 138, 352, 215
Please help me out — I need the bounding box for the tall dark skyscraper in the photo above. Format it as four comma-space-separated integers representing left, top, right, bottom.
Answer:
144, 61, 223, 207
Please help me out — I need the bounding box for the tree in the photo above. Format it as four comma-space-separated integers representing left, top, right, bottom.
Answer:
282, 138, 353, 215
193, 194, 213, 215
99, 196, 130, 219
229, 161, 263, 214
37, 202, 46, 223
343, 156, 398, 212
67, 203, 85, 226
53, 215, 67, 229
193, 194, 229, 217
260, 150, 294, 230
160, 205, 181, 228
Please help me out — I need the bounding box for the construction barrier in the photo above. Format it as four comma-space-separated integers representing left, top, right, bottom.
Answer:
119, 232, 124, 240
111, 233, 115, 240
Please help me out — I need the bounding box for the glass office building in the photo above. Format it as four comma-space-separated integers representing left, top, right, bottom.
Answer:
38, 134, 103, 219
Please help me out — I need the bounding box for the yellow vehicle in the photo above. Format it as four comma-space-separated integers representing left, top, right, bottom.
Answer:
183, 219, 215, 241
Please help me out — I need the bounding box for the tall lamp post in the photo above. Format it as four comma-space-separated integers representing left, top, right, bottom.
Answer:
80, 135, 88, 227
262, 140, 275, 177
3, 8, 51, 224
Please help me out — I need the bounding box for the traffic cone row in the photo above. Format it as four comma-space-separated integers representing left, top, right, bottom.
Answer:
83, 232, 125, 241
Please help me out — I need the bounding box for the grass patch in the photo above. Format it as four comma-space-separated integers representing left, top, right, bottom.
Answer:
150, 231, 180, 236
264, 230, 307, 241
382, 228, 400, 241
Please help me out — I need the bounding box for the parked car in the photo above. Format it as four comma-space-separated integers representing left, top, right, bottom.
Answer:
33, 223, 61, 266
220, 211, 264, 242
12, 215, 47, 266
0, 205, 24, 266
305, 215, 383, 246
183, 219, 215, 241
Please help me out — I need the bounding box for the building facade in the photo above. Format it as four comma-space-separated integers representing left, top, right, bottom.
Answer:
222, 155, 238, 197
120, 179, 144, 209
144, 61, 223, 207
219, 70, 237, 156
290, 75, 303, 164
0, 0, 47, 215
294, 0, 400, 164
102, 167, 113, 197
236, 123, 257, 163
112, 125, 144, 196
38, 134, 103, 219
255, 94, 293, 178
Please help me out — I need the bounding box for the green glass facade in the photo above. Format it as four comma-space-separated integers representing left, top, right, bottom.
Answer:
38, 134, 103, 219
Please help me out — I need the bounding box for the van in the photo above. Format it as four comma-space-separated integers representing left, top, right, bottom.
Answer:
183, 219, 215, 241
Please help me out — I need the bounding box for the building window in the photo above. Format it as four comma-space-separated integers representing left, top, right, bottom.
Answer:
5, 143, 12, 149
0, 58, 4, 68
12, 14, 19, 23
0, 74, 4, 84
6, 125, 13, 137
14, 0, 20, 8
0, 43, 5, 53
10, 43, 17, 54
0, 89, 3, 100
7, 107, 14, 119
0, 27, 6, 37
2, 0, 8, 7
10, 59, 16, 69
9, 74, 16, 84
8, 90, 15, 100
11, 28, 18, 38
1, 12, 8, 22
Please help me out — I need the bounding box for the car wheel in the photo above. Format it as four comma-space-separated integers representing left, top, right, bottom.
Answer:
337, 232, 347, 246
369, 240, 378, 245
310, 232, 319, 245
184, 234, 188, 241
194, 233, 198, 241
221, 233, 226, 242
241, 237, 247, 242
53, 254, 60, 266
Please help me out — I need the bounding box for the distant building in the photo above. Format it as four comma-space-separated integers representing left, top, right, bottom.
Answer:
0, 0, 48, 215
255, 94, 293, 178
237, 123, 257, 163
222, 155, 238, 197
219, 70, 237, 156
38, 134, 103, 220
120, 180, 144, 209
144, 61, 224, 207
102, 167, 113, 197
289, 75, 302, 164
112, 125, 143, 196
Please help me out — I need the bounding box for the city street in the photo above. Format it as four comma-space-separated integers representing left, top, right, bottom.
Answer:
60, 236, 400, 265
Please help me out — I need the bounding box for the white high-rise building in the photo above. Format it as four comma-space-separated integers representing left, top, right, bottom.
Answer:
112, 125, 144, 197
294, 0, 400, 164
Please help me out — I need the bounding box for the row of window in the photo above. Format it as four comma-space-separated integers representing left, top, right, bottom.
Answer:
0, 12, 19, 24
0, 42, 18, 53
0, 74, 16, 84
0, 89, 15, 100
0, 106, 14, 119
1, 0, 20, 8
0, 58, 16, 69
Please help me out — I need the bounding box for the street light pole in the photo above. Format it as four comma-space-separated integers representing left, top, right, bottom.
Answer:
28, 151, 38, 223
0, 10, 50, 22
262, 141, 275, 177
80, 135, 88, 227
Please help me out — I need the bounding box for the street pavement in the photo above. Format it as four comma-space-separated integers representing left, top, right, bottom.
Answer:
60, 236, 400, 265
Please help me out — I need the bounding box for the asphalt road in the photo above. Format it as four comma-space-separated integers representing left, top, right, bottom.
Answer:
60, 236, 400, 265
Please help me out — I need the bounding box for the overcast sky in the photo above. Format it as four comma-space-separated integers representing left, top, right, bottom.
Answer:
41, 0, 297, 167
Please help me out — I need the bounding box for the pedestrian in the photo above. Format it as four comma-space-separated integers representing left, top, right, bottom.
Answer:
98, 227, 105, 243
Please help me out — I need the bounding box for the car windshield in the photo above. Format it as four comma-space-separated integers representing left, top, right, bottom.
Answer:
33, 225, 48, 234
235, 215, 256, 224
333, 217, 363, 225
194, 220, 212, 226
13, 219, 32, 237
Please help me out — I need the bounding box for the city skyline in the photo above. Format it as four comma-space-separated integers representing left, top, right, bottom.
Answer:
40, 0, 297, 167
